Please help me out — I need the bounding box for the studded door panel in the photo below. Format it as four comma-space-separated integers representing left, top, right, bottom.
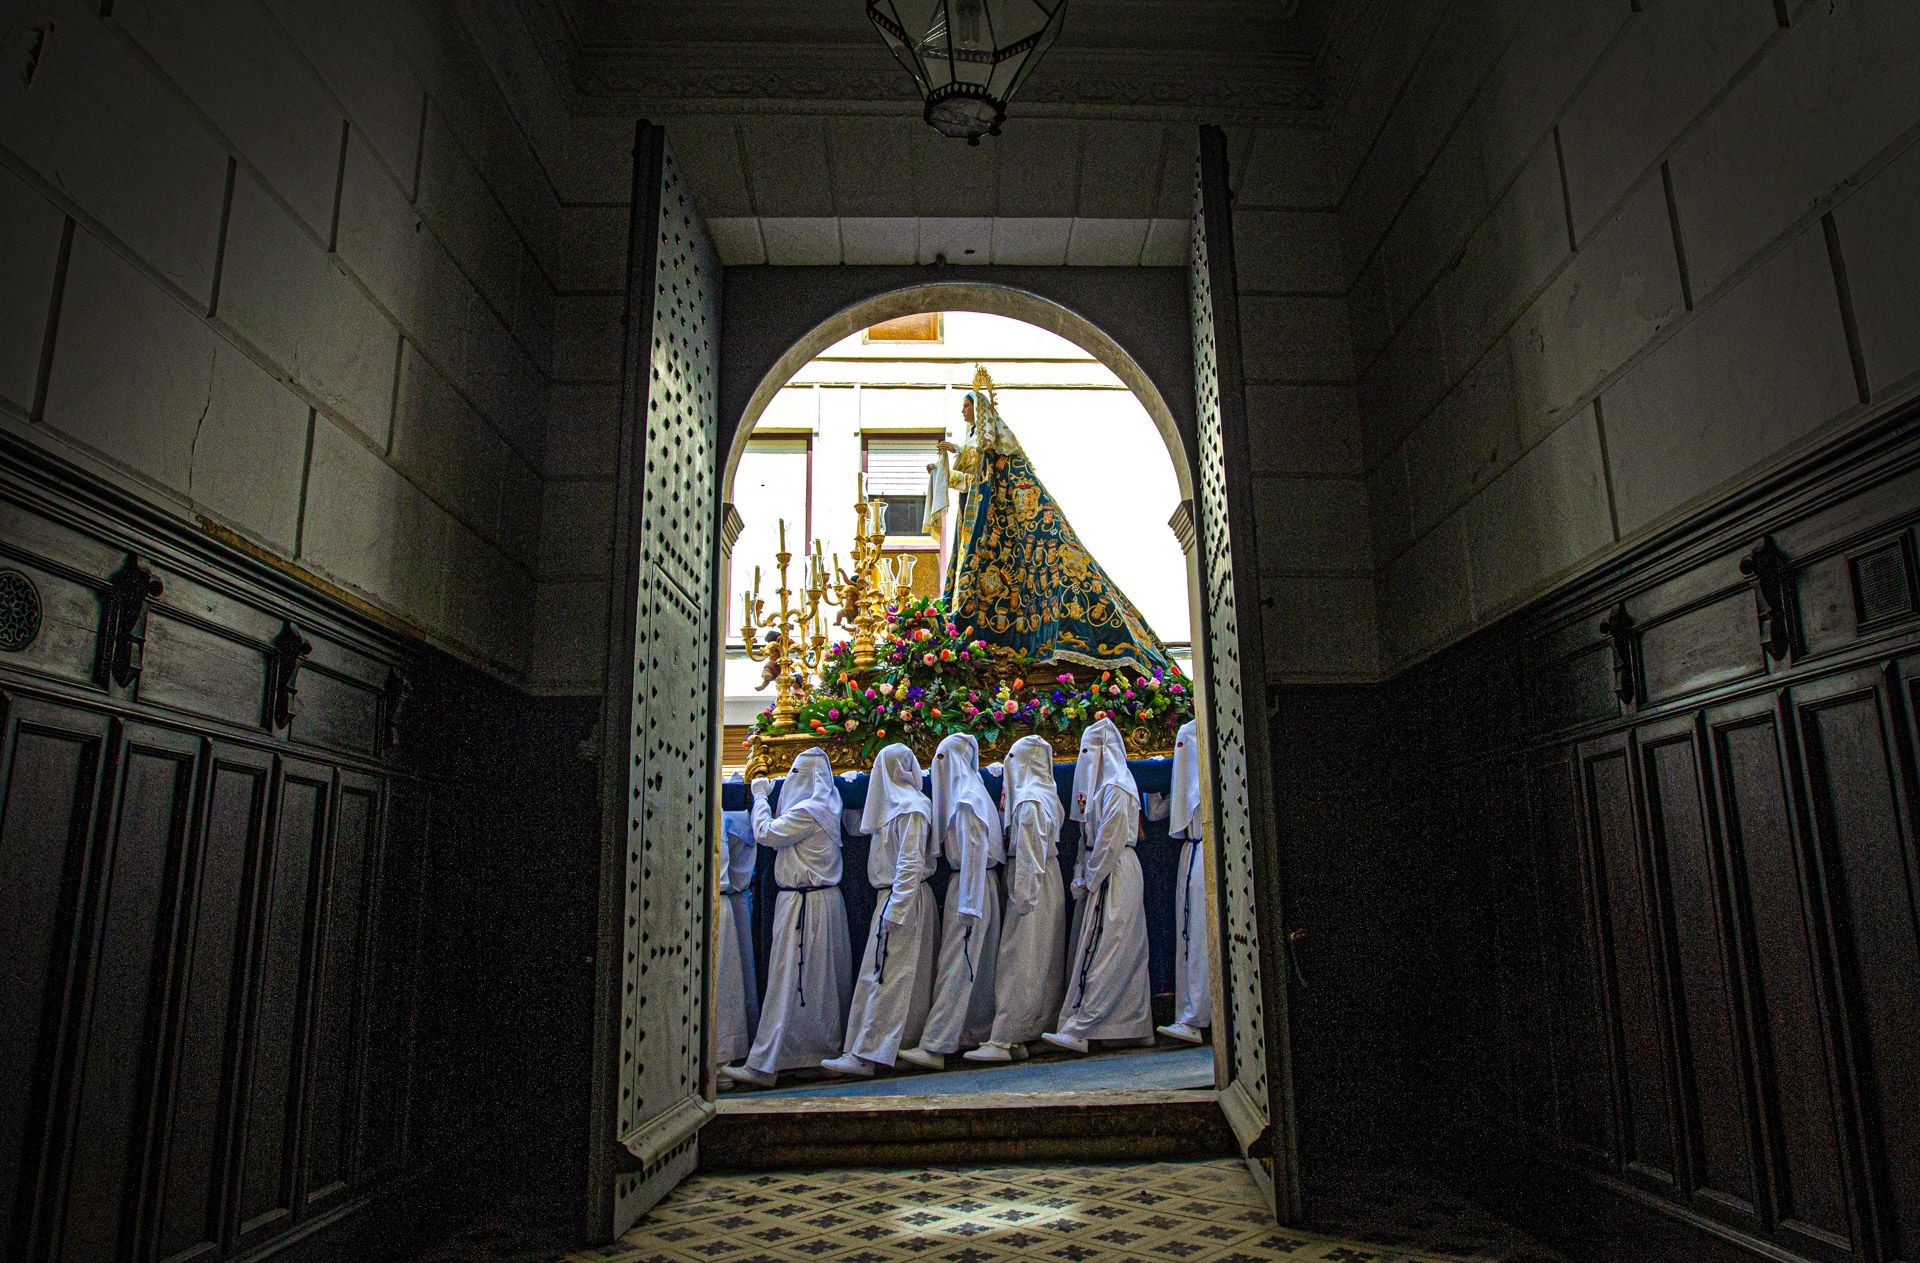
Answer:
603, 136, 720, 1237
1190, 130, 1298, 1216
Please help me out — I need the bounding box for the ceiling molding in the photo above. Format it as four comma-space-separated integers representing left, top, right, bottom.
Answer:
572, 43, 1325, 121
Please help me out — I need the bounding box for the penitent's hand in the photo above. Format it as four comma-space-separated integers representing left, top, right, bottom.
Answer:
750, 777, 773, 798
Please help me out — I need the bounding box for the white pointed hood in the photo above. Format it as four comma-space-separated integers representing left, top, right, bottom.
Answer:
930, 732, 1003, 857
859, 743, 931, 836
1169, 719, 1203, 839
777, 747, 844, 837
1069, 717, 1138, 823
1002, 734, 1062, 835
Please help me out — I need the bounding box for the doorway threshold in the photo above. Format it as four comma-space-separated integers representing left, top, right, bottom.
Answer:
705, 1086, 1234, 1169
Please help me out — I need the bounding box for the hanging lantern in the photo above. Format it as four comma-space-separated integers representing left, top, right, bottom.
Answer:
867, 1, 1069, 144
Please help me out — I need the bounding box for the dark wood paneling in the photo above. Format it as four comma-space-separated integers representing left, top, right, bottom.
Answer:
1638, 719, 1762, 1227
1532, 749, 1616, 1165
354, 779, 428, 1185
1792, 674, 1920, 1263
137, 613, 267, 732
1639, 592, 1768, 705
56, 723, 201, 1263
1352, 410, 1920, 1263
235, 761, 329, 1248
0, 697, 110, 1259
1581, 737, 1679, 1189
153, 745, 273, 1263
1708, 699, 1857, 1261
301, 774, 378, 1212
1, 431, 592, 1263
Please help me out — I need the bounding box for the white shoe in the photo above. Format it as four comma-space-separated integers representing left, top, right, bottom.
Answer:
896, 1046, 945, 1071
1040, 1031, 1089, 1054
721, 1063, 776, 1088
820, 1053, 875, 1077
962, 1043, 1014, 1063
1157, 1023, 1205, 1045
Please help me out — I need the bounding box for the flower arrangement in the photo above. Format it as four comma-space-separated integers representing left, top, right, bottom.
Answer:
749, 594, 1194, 761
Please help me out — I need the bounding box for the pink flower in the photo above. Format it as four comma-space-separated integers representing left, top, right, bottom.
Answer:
1125, 690, 1136, 699
946, 623, 958, 635
828, 708, 840, 720
864, 688, 877, 698
843, 719, 858, 731
1108, 684, 1121, 696
1094, 710, 1107, 720
959, 651, 970, 661
923, 653, 936, 665
1170, 683, 1185, 694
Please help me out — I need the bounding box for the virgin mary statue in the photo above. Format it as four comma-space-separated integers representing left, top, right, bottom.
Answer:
934, 369, 1175, 676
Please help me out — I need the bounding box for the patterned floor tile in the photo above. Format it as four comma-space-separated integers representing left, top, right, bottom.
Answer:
435, 1161, 1566, 1263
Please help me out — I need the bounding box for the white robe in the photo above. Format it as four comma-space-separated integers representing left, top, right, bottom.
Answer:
1055, 785, 1152, 1041
987, 800, 1067, 1045
842, 812, 938, 1065
713, 811, 761, 1065
741, 795, 853, 1075
918, 805, 1003, 1053
1168, 721, 1212, 1030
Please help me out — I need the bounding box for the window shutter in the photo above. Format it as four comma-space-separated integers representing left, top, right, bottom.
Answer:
864, 438, 938, 496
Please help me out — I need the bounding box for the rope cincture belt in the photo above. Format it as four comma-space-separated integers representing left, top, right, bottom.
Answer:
1180, 839, 1199, 945
1071, 876, 1110, 1013
960, 866, 1003, 982
874, 887, 897, 985
778, 883, 834, 1007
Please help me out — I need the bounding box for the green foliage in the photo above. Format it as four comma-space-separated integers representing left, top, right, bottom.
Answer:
749, 596, 1194, 761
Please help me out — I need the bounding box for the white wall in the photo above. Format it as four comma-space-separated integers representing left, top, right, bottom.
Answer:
1331, 0, 1920, 671
2, 0, 572, 680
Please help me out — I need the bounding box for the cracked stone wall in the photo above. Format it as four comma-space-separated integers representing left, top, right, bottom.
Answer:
1330, 0, 1920, 671
0, 0, 590, 682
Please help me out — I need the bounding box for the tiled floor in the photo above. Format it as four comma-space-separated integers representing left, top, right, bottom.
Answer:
412, 1161, 1567, 1263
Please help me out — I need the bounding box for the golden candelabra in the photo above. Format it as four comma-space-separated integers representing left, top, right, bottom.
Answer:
740, 518, 829, 732
819, 498, 890, 671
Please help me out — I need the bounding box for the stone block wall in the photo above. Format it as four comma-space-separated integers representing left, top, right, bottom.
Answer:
1230, 134, 1376, 683
0, 0, 574, 681
1329, 0, 1920, 671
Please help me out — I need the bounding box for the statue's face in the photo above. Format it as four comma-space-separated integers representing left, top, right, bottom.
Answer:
962, 394, 975, 431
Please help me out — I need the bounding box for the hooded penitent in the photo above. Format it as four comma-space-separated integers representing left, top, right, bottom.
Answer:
780, 746, 845, 837
860, 742, 930, 838
930, 732, 1004, 862
1070, 716, 1139, 825
979, 733, 1069, 1049
1168, 718, 1203, 840
914, 733, 1009, 1056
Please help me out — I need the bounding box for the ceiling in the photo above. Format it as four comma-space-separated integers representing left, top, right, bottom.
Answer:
553, 0, 1353, 119
529, 0, 1373, 265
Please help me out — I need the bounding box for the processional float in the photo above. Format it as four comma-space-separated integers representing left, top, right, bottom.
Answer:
739, 368, 1195, 778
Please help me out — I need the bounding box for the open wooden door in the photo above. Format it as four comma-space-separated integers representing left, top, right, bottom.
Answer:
588, 122, 722, 1240
1188, 125, 1303, 1219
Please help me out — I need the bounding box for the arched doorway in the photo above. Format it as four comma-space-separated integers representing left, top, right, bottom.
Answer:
712, 297, 1220, 1110
588, 124, 1294, 1240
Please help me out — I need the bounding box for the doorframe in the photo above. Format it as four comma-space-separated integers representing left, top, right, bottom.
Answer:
708, 279, 1238, 1115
